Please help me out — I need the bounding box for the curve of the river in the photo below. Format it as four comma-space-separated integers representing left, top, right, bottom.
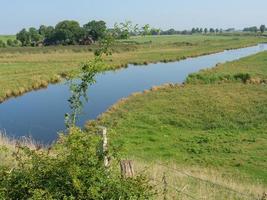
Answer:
1, 44, 267, 143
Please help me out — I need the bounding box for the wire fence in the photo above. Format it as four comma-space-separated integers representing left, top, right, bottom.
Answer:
131, 155, 263, 200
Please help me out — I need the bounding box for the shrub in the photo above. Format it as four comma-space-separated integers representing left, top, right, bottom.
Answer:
0, 40, 6, 48
0, 128, 154, 199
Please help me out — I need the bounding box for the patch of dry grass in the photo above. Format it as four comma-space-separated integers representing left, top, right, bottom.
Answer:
133, 160, 267, 200
0, 131, 38, 168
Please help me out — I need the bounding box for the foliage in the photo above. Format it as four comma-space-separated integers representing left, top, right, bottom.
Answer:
65, 33, 113, 128
142, 24, 151, 36
113, 21, 134, 39
243, 26, 258, 32
260, 25, 266, 34
16, 20, 108, 46
0, 128, 154, 199
0, 40, 6, 48
83, 20, 107, 41
6, 39, 20, 47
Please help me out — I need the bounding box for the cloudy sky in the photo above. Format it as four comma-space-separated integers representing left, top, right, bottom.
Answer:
0, 0, 266, 34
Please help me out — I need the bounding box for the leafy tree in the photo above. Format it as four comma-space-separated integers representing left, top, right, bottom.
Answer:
163, 28, 177, 35
260, 25, 266, 34
40, 26, 56, 45
199, 28, 203, 33
132, 24, 140, 35
209, 28, 215, 33
243, 26, 258, 32
0, 40, 6, 48
142, 24, 151, 36
83, 20, 107, 41
54, 20, 83, 45
150, 28, 161, 35
39, 25, 47, 36
113, 21, 133, 39
16, 28, 31, 46
6, 39, 14, 46
204, 28, 208, 34
29, 27, 43, 46
191, 28, 196, 34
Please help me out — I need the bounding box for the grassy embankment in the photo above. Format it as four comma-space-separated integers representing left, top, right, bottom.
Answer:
0, 35, 267, 103
85, 51, 267, 198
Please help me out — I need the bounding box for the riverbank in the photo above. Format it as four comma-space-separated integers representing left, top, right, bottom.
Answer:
86, 51, 267, 186
1, 35, 267, 103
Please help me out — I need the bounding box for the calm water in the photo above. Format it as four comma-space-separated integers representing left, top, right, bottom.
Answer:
1, 44, 267, 143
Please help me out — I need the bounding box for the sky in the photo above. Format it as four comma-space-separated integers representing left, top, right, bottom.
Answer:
0, 0, 266, 34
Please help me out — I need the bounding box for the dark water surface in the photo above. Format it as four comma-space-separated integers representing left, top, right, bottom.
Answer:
1, 44, 267, 143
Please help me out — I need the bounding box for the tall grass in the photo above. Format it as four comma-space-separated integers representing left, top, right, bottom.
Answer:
134, 160, 266, 200
0, 131, 38, 168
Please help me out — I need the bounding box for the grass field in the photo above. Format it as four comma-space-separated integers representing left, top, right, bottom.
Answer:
0, 35, 267, 102
186, 51, 267, 84
86, 51, 267, 188
0, 35, 16, 42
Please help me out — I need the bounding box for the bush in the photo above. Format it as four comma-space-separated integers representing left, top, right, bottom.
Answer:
0, 40, 6, 48
6, 39, 20, 47
0, 128, 154, 199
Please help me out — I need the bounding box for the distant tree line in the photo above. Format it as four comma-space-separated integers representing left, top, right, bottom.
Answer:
0, 21, 266, 48
16, 20, 108, 46
243, 25, 266, 33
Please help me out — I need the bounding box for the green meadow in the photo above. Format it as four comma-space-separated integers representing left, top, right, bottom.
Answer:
0, 35, 267, 102
87, 51, 267, 186
0, 35, 16, 42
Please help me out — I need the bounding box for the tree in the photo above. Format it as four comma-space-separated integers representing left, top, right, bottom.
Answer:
243, 26, 258, 33
54, 20, 83, 45
132, 24, 140, 35
113, 21, 133, 39
260, 25, 266, 34
83, 20, 107, 41
150, 28, 161, 35
209, 28, 215, 33
191, 28, 196, 34
16, 28, 31, 46
6, 39, 14, 46
0, 40, 6, 48
29, 27, 43, 46
142, 24, 151, 36
204, 28, 208, 34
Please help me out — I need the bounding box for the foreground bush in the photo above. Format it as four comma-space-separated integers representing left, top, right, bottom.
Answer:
0, 128, 153, 199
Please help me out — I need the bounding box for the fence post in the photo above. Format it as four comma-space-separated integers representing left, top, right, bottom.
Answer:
162, 172, 168, 200
101, 127, 109, 168
120, 160, 135, 178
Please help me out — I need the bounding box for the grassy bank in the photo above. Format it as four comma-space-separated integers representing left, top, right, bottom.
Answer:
186, 51, 267, 84
86, 51, 267, 187
1, 35, 267, 102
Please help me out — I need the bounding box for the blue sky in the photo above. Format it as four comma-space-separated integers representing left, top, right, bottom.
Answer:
0, 0, 266, 34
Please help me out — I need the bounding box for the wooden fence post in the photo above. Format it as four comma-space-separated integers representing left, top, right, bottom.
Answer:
120, 160, 135, 178
101, 127, 109, 168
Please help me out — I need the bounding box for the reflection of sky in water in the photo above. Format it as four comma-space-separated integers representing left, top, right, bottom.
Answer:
0, 44, 267, 144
